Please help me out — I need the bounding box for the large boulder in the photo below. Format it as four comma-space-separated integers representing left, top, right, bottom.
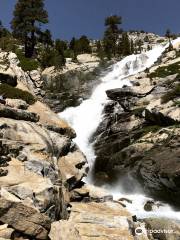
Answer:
106, 88, 137, 101
0, 105, 39, 122
49, 201, 137, 240
0, 197, 51, 239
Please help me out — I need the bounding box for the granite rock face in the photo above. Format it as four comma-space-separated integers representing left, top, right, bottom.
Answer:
93, 50, 180, 207
0, 98, 87, 239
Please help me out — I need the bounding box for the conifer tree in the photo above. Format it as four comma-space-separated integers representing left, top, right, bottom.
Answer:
165, 29, 173, 51
130, 39, 134, 54
55, 39, 67, 66
39, 29, 53, 47
121, 32, 131, 56
103, 15, 122, 59
75, 35, 91, 54
0, 20, 10, 38
69, 37, 76, 51
11, 0, 48, 57
96, 40, 105, 60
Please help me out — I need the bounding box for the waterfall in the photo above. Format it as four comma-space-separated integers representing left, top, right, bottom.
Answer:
59, 38, 180, 220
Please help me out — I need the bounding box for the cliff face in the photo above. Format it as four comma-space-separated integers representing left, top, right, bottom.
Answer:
41, 54, 104, 112
0, 51, 88, 239
0, 51, 144, 240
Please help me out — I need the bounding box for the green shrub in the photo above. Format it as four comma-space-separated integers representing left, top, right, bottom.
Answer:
0, 36, 19, 52
15, 50, 39, 71
173, 100, 180, 107
64, 49, 74, 58
132, 107, 145, 117
149, 62, 180, 79
39, 48, 66, 69
161, 84, 180, 103
0, 84, 36, 105
157, 39, 165, 43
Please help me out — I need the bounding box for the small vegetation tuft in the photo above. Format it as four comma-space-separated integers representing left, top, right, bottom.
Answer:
0, 83, 36, 105
161, 84, 180, 103
148, 62, 180, 79
16, 50, 40, 71
132, 107, 145, 117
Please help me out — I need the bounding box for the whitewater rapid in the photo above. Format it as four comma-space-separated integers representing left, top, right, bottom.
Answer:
59, 38, 180, 220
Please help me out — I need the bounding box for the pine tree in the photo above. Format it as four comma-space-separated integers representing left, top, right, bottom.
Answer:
74, 35, 91, 54
121, 32, 131, 56
96, 40, 105, 60
103, 15, 122, 59
69, 37, 76, 51
0, 20, 10, 38
11, 0, 48, 58
130, 39, 134, 54
165, 29, 173, 51
39, 29, 53, 47
0, 21, 3, 38
55, 39, 67, 66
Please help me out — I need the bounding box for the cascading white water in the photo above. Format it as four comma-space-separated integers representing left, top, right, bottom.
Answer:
59, 38, 180, 220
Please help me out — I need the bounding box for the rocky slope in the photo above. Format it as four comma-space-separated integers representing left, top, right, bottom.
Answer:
0, 50, 151, 240
0, 50, 86, 239
93, 47, 180, 206
41, 54, 111, 112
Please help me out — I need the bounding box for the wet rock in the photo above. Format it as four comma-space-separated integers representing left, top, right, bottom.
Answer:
144, 200, 163, 212
106, 88, 137, 101
144, 201, 155, 212
118, 198, 133, 204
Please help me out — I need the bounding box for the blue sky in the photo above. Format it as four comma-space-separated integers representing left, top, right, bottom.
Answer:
0, 0, 180, 40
